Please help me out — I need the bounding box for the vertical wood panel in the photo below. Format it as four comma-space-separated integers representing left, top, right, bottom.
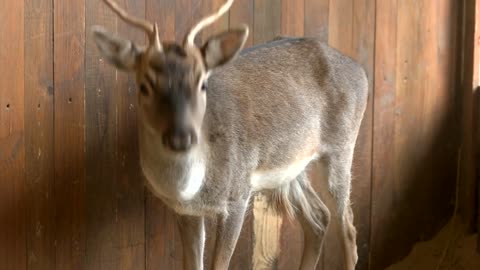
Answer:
54, 0, 86, 268
351, 0, 375, 269
371, 1, 459, 269
116, 0, 147, 269
230, 0, 254, 47
304, 0, 329, 41
85, 0, 119, 268
145, 1, 183, 270
0, 1, 26, 269
24, 0, 55, 269
281, 0, 304, 36
85, 0, 146, 269
202, 0, 230, 40
253, 0, 281, 44
460, 0, 480, 232
425, 0, 458, 234
329, 0, 353, 57
176, 0, 194, 42
371, 0, 398, 269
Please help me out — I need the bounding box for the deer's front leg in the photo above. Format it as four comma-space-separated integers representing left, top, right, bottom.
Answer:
177, 214, 205, 270
211, 197, 250, 270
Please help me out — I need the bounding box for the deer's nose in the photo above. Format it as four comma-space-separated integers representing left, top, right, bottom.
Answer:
163, 128, 197, 152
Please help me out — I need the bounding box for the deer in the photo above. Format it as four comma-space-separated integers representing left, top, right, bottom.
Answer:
92, 0, 368, 269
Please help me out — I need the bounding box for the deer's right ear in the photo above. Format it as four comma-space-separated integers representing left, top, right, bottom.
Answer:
92, 26, 142, 71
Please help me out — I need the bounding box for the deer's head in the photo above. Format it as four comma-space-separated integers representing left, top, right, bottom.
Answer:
92, 0, 248, 154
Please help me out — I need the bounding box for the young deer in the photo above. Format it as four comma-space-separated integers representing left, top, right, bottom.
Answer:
92, 0, 368, 269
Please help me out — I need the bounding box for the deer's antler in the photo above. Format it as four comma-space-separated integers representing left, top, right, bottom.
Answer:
103, 0, 162, 50
184, 0, 234, 47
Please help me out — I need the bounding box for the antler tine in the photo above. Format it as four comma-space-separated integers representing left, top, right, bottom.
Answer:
184, 0, 234, 47
103, 0, 156, 42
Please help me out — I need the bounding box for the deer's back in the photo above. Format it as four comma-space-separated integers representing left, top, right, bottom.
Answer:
201, 37, 368, 200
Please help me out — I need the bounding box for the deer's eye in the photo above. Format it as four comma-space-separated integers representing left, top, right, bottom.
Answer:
201, 81, 208, 92
139, 84, 149, 96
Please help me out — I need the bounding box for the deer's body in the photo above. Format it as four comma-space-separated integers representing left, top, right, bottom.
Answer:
93, 1, 367, 269
142, 37, 367, 218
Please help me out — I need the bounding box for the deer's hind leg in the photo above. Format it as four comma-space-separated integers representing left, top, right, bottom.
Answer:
323, 149, 358, 270
287, 171, 331, 270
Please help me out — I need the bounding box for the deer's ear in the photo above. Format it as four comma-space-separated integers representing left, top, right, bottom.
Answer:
92, 26, 142, 71
201, 25, 248, 70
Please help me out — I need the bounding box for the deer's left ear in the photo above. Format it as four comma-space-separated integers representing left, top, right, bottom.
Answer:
201, 25, 248, 70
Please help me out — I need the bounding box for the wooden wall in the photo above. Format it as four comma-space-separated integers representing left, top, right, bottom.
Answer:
0, 0, 463, 269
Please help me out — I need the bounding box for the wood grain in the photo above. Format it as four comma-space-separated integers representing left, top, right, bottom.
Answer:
0, 1, 26, 269
116, 0, 147, 269
460, 0, 480, 232
370, 1, 459, 269
53, 0, 86, 268
85, 0, 146, 269
252, 194, 283, 270
230, 0, 254, 47
371, 0, 398, 269
202, 0, 230, 43
351, 0, 375, 269
281, 0, 304, 36
304, 0, 329, 41
253, 0, 281, 44
24, 0, 55, 269
328, 0, 353, 57
176, 0, 194, 42
85, 0, 119, 268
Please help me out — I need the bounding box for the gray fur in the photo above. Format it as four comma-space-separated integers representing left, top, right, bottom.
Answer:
95, 28, 367, 269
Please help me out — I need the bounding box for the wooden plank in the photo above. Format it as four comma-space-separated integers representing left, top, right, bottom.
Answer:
281, 0, 304, 37
147, 0, 175, 42
253, 0, 281, 44
351, 0, 375, 269
230, 0, 254, 47
85, 0, 146, 269
252, 195, 283, 270
115, 0, 147, 269
371, 0, 398, 269
460, 0, 480, 232
176, 0, 194, 42
85, 0, 118, 268
427, 0, 459, 232
371, 1, 459, 269
24, 0, 55, 269
0, 1, 26, 269
145, 1, 183, 269
53, 0, 86, 268
328, 0, 353, 57
304, 0, 329, 41
202, 0, 230, 43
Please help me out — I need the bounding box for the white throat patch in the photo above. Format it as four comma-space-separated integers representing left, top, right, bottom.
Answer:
180, 161, 206, 200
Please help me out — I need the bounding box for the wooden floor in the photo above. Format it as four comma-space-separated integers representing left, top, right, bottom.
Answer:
0, 0, 463, 269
